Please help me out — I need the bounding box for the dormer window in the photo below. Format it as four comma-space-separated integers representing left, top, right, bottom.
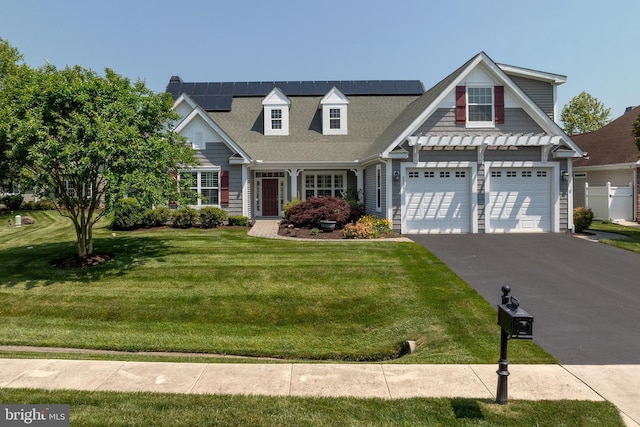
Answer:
262, 88, 290, 136
321, 87, 349, 135
271, 109, 283, 129
467, 87, 493, 123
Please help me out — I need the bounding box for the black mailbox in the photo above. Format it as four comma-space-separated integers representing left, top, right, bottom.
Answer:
498, 301, 533, 339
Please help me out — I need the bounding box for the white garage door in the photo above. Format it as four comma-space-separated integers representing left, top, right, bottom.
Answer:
488, 168, 551, 233
404, 168, 471, 233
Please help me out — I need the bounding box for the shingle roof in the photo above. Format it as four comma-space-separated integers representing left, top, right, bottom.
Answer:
572, 106, 640, 167
206, 95, 420, 162
365, 54, 478, 159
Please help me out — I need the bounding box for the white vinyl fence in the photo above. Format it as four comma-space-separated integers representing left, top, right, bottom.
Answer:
585, 182, 634, 221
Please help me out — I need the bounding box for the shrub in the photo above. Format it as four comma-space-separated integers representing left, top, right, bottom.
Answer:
343, 215, 392, 239
111, 198, 145, 230
34, 199, 57, 210
574, 207, 594, 233
172, 207, 197, 228
142, 207, 172, 227
199, 207, 228, 228
228, 215, 249, 226
1, 194, 24, 210
284, 196, 351, 229
283, 198, 302, 217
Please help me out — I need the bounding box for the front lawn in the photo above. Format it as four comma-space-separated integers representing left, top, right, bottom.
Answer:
588, 220, 640, 253
0, 389, 624, 427
0, 211, 553, 363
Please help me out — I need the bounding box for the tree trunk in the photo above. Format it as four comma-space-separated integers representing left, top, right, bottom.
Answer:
75, 223, 93, 257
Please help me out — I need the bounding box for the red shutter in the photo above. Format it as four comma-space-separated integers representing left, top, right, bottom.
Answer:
455, 86, 466, 123
220, 170, 229, 206
494, 86, 505, 124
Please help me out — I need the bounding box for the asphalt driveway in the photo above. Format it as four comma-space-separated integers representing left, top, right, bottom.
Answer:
410, 233, 640, 364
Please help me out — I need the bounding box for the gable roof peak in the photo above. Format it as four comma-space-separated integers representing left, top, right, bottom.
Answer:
321, 86, 349, 104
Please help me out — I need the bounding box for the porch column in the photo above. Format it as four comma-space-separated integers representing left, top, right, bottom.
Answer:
350, 167, 364, 202
242, 164, 249, 217
287, 169, 302, 200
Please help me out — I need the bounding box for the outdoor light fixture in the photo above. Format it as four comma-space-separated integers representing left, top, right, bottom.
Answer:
393, 170, 400, 181
561, 170, 569, 181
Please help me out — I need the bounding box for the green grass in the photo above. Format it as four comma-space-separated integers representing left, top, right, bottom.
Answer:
588, 220, 640, 253
0, 389, 624, 426
0, 210, 553, 363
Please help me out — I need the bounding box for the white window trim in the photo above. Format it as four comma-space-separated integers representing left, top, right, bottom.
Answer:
302, 171, 347, 199
181, 168, 221, 208
466, 85, 494, 129
262, 88, 291, 136
320, 87, 349, 135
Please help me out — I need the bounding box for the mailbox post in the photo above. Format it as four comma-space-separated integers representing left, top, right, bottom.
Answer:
496, 285, 534, 404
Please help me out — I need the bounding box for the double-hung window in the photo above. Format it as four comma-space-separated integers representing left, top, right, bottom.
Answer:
271, 109, 282, 130
467, 87, 493, 124
182, 170, 219, 206
329, 108, 341, 129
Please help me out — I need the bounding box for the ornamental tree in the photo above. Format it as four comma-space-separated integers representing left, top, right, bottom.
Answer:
0, 60, 198, 257
560, 91, 611, 136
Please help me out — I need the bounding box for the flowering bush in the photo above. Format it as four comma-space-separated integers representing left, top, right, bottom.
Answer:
343, 215, 392, 239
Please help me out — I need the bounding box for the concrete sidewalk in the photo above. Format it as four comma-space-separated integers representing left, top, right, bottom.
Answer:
0, 358, 638, 425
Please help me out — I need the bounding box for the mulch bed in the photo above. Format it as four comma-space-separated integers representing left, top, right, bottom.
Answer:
277, 225, 400, 240
51, 253, 113, 269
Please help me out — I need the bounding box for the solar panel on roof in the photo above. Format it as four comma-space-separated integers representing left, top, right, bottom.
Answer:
299, 81, 316, 95
206, 83, 222, 95
368, 81, 383, 94
284, 81, 302, 95
381, 80, 397, 94
192, 95, 232, 111
219, 82, 234, 95
246, 82, 262, 96
354, 81, 370, 94
193, 83, 208, 95
337, 81, 356, 94
168, 77, 424, 99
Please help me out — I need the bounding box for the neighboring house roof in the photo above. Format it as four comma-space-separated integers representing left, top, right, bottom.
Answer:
572, 106, 640, 167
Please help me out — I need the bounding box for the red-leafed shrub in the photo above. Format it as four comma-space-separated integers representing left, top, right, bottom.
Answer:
284, 196, 351, 229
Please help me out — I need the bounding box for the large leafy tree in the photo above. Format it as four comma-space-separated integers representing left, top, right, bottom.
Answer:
0, 38, 27, 187
0, 57, 198, 257
560, 91, 611, 136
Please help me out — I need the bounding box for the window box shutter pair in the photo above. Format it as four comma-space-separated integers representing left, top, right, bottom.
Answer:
455, 86, 504, 124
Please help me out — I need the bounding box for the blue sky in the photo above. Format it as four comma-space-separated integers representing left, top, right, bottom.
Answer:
1, 0, 638, 118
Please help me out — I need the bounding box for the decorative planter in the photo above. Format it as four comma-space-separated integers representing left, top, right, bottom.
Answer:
319, 220, 337, 232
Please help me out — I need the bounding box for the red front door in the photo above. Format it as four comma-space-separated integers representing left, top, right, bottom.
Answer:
262, 179, 279, 216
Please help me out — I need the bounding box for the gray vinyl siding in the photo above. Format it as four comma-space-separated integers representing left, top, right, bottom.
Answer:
509, 76, 555, 121
194, 142, 233, 168
484, 147, 541, 162
364, 164, 386, 219
414, 108, 544, 134
418, 149, 477, 163
227, 164, 243, 216
391, 159, 402, 231
194, 142, 244, 217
